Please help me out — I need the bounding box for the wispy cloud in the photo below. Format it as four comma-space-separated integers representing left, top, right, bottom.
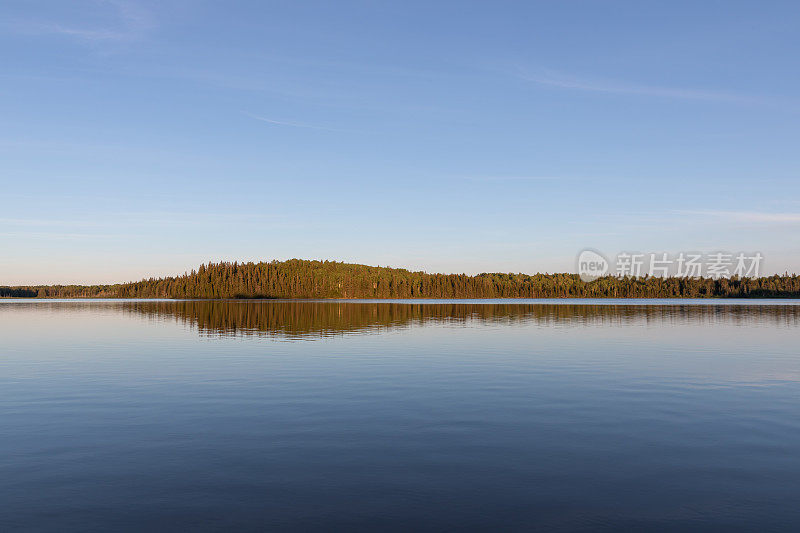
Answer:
10, 0, 154, 41
0, 231, 113, 240
0, 218, 101, 227
0, 212, 284, 229
518, 68, 764, 105
683, 210, 800, 223
462, 175, 562, 182
244, 113, 347, 132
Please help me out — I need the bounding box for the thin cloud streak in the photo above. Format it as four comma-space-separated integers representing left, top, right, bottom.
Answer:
0, 231, 114, 239
37, 25, 128, 40
9, 0, 154, 41
0, 218, 102, 227
462, 176, 563, 182
0, 212, 287, 229
244, 113, 347, 132
518, 68, 769, 105
683, 210, 800, 223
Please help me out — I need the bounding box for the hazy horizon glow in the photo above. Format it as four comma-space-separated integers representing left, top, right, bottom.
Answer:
2, 1, 799, 284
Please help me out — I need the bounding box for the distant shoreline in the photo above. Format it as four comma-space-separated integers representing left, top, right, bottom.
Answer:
2, 258, 799, 300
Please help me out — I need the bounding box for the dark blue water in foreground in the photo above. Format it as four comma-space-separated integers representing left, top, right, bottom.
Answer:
2, 299, 800, 532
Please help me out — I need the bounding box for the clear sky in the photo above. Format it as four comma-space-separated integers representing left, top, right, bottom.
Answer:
2, 0, 799, 284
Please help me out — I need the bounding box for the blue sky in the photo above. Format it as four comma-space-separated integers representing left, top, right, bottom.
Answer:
2, 0, 799, 284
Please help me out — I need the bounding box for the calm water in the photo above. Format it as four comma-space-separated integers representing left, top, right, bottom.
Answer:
2, 299, 800, 531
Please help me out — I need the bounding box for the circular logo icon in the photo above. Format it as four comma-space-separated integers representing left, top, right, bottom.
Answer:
577, 249, 609, 282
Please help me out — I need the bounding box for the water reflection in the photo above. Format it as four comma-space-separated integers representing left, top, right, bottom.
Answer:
2, 299, 800, 530
118, 300, 800, 339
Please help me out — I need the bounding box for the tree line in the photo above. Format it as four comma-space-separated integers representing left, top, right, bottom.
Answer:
4, 259, 800, 299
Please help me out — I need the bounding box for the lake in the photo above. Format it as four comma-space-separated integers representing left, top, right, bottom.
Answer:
2, 299, 800, 531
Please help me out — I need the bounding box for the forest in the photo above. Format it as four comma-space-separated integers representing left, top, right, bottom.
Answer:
3, 259, 800, 299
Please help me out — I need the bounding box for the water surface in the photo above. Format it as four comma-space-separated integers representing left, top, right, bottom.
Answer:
2, 299, 799, 531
